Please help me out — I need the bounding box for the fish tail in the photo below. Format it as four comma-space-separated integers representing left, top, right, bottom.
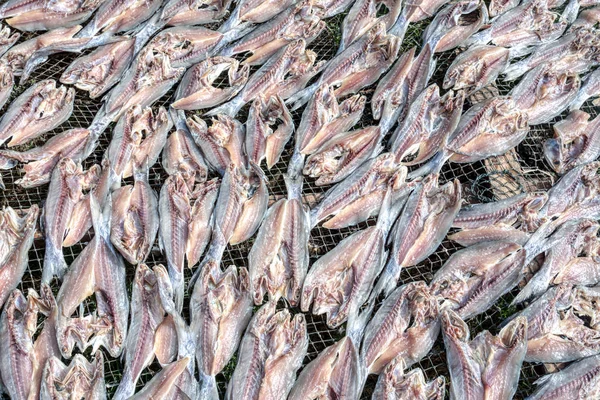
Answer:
198, 373, 219, 400
563, 0, 580, 24
42, 242, 67, 283
286, 83, 318, 111
219, 5, 241, 34
205, 97, 244, 117
407, 150, 449, 179
377, 187, 404, 233
507, 45, 535, 60
388, 14, 408, 39
464, 28, 492, 46
502, 60, 529, 81
90, 190, 112, 242
512, 279, 544, 305
20, 54, 48, 84
373, 257, 402, 299
569, 91, 588, 111
112, 373, 136, 400
133, 15, 163, 55
347, 299, 376, 344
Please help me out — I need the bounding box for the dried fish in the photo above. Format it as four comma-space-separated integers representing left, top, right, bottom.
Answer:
186, 178, 219, 268
166, 0, 231, 26
146, 26, 223, 69
0, 79, 75, 148
0, 59, 13, 111
162, 127, 209, 185
1, 0, 103, 31
372, 356, 445, 400
41, 352, 106, 399
362, 281, 440, 375
288, 336, 363, 400
0, 26, 19, 57
172, 56, 249, 110
190, 262, 252, 399
488, 0, 520, 17
226, 302, 308, 400
0, 205, 38, 310
444, 45, 509, 94
80, 0, 163, 37
431, 241, 526, 319
130, 358, 191, 400
511, 64, 581, 125
249, 171, 309, 305
220, 0, 298, 34
553, 255, 600, 286
246, 95, 294, 169
570, 67, 600, 110
340, 0, 402, 51
387, 0, 448, 38
60, 38, 135, 99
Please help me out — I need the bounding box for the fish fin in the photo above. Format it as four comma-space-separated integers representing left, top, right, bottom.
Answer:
508, 45, 535, 59
347, 298, 376, 344
42, 241, 67, 283
407, 150, 449, 179
372, 256, 402, 299
204, 97, 243, 117
502, 60, 529, 81
90, 190, 112, 243
563, 0, 580, 24
286, 83, 319, 111
388, 13, 408, 39
113, 374, 136, 400
198, 373, 219, 400
464, 28, 492, 46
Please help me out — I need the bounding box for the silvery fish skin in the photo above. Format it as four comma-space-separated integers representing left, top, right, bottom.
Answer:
287, 22, 400, 110
303, 125, 383, 186
0, 27, 78, 76
55, 193, 129, 359
288, 336, 363, 400
221, 1, 325, 66
113, 264, 169, 400
172, 57, 249, 110
219, 0, 298, 34
166, 0, 231, 26
570, 66, 600, 110
249, 172, 309, 306
108, 105, 172, 179
40, 352, 106, 400
145, 26, 223, 69
0, 59, 13, 111
0, 26, 19, 57
190, 262, 252, 399
544, 110, 600, 174
246, 95, 294, 169
444, 45, 509, 94
375, 175, 461, 297
162, 128, 209, 186
80, 0, 163, 36
528, 355, 600, 399
0, 79, 75, 148
511, 64, 581, 125
0, 128, 91, 188
301, 190, 401, 328
186, 178, 219, 268
442, 309, 527, 400
129, 358, 191, 400
159, 173, 192, 312
362, 281, 440, 375
449, 225, 532, 247
423, 0, 488, 53
431, 240, 526, 319
340, 0, 402, 51
503, 26, 600, 81
226, 302, 308, 400
1, 0, 103, 32
297, 84, 365, 155
391, 85, 464, 166
110, 164, 159, 265
310, 152, 409, 229
506, 284, 600, 363
104, 48, 185, 121
60, 38, 135, 99
0, 205, 38, 310
447, 97, 529, 163
187, 114, 246, 175
372, 356, 445, 400
43, 158, 98, 283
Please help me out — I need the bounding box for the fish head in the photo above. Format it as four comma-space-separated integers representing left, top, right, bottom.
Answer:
208, 114, 238, 146
441, 308, 469, 342
409, 283, 440, 327
303, 145, 345, 177
498, 316, 528, 350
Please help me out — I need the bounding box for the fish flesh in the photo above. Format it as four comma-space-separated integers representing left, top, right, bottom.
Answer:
372, 356, 445, 400
220, 0, 299, 34
423, 0, 488, 53
442, 308, 527, 400
449, 225, 532, 247
391, 85, 464, 166
0, 59, 13, 111
362, 281, 440, 375
0, 205, 38, 310
510, 64, 581, 125
43, 158, 99, 282
108, 105, 172, 179
375, 174, 461, 297
249, 171, 310, 305
570, 66, 600, 109
110, 163, 160, 265
80, 0, 163, 37
186, 114, 246, 175
162, 127, 209, 185
0, 128, 92, 188
0, 25, 19, 57
60, 37, 135, 99
165, 0, 231, 26
287, 22, 400, 110
55, 193, 129, 358
310, 152, 410, 229
190, 261, 252, 399
221, 0, 325, 66
40, 352, 106, 399
186, 177, 219, 267
507, 284, 600, 363
553, 255, 600, 286
297, 84, 365, 155
488, 0, 520, 17
226, 302, 308, 400
1, 0, 103, 31
0, 79, 75, 148
302, 190, 402, 328
431, 240, 526, 319
444, 45, 510, 94
210, 39, 323, 116
246, 95, 294, 169
288, 336, 363, 400
172, 56, 249, 110
113, 264, 170, 400
544, 110, 600, 174
129, 358, 191, 400
387, 0, 449, 39
527, 353, 600, 399
339, 0, 402, 52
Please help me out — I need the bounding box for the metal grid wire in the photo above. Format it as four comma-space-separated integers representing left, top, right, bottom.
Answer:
0, 5, 596, 399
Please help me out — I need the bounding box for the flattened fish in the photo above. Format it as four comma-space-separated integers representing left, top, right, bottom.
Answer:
372, 357, 445, 400
0, 59, 13, 111
226, 302, 308, 400
166, 0, 231, 26
162, 127, 209, 185
129, 358, 191, 400
40, 352, 105, 399
571, 67, 600, 109
2, 0, 103, 31
444, 45, 509, 94
339, 0, 401, 52
80, 0, 163, 36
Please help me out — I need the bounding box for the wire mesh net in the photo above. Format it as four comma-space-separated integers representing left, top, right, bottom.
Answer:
0, 5, 596, 399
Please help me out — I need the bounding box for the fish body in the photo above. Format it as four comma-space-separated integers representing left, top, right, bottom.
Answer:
82, 0, 163, 36
40, 352, 106, 399
166, 0, 231, 26
372, 356, 445, 400
186, 178, 219, 267
444, 45, 509, 94
3, 0, 103, 31
162, 128, 209, 185
146, 26, 223, 69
